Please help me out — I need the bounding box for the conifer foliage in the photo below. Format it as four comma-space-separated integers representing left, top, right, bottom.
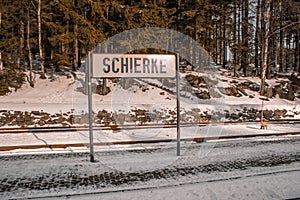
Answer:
0, 0, 299, 94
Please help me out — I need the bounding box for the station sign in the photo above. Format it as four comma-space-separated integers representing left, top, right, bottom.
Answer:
92, 54, 176, 78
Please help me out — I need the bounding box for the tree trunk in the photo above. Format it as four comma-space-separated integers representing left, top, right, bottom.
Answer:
73, 21, 78, 71
20, 20, 25, 71
254, 0, 261, 76
286, 34, 291, 72
0, 52, 2, 71
0, 51, 2, 71
237, 1, 241, 70
73, 0, 78, 71
218, 24, 222, 65
0, 11, 2, 72
233, 2, 237, 76
279, 0, 283, 72
260, 0, 271, 95
27, 8, 35, 88
214, 21, 218, 63
266, 1, 274, 79
294, 31, 299, 72
38, 0, 46, 79
240, 0, 249, 76
222, 9, 226, 68
206, 25, 211, 66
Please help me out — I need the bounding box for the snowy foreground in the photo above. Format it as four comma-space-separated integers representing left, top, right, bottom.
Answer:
0, 67, 299, 199
0, 131, 299, 200
68, 170, 300, 200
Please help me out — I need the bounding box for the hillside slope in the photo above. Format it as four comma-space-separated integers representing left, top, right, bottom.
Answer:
0, 67, 299, 127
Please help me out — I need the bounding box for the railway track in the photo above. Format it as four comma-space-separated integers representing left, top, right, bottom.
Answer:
0, 120, 299, 152
0, 131, 300, 152
0, 119, 299, 134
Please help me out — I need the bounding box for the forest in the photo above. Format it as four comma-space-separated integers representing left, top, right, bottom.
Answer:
0, 0, 299, 96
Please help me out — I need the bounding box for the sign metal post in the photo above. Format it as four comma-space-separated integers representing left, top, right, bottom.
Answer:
176, 53, 180, 156
87, 52, 95, 162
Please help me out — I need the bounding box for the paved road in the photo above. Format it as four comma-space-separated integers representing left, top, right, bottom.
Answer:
0, 135, 299, 199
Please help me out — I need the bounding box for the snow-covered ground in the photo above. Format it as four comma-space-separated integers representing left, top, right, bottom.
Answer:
0, 123, 299, 155
0, 67, 299, 200
0, 134, 299, 200
0, 67, 299, 116
66, 170, 300, 200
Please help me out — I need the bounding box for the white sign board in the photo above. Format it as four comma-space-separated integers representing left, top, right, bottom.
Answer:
92, 54, 176, 78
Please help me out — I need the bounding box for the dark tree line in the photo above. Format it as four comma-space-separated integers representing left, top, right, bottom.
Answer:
0, 0, 299, 94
